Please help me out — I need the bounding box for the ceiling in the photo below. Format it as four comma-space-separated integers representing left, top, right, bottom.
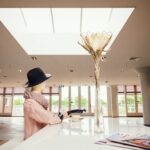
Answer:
0, 0, 150, 87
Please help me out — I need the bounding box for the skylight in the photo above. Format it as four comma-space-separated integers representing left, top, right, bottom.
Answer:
52, 8, 81, 33
0, 8, 134, 55
21, 8, 53, 33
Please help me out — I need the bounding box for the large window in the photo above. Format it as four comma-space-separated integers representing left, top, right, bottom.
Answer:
81, 86, 88, 111
12, 95, 24, 116
90, 86, 95, 113
0, 88, 3, 113
71, 86, 78, 109
118, 94, 126, 116
0, 95, 3, 113
100, 86, 108, 116
137, 94, 143, 113
127, 94, 136, 113
117, 85, 143, 116
52, 95, 59, 113
3, 95, 12, 114
61, 86, 69, 112
12, 87, 25, 116
0, 85, 110, 116
90, 86, 108, 116
4, 88, 13, 114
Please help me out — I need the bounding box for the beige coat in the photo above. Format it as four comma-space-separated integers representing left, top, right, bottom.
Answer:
24, 91, 57, 140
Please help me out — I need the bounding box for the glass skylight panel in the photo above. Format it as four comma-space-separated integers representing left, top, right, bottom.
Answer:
81, 8, 111, 33
105, 8, 134, 50
16, 33, 86, 55
52, 8, 80, 33
21, 8, 53, 33
108, 8, 134, 33
0, 8, 26, 33
0, 8, 134, 55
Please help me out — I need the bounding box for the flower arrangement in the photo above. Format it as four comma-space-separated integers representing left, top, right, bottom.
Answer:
78, 32, 112, 133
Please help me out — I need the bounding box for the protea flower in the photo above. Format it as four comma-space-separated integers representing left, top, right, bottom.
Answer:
78, 32, 112, 133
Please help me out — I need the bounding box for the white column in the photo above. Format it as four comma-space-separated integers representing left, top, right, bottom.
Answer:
107, 85, 119, 117
107, 86, 112, 117
137, 67, 150, 126
78, 86, 81, 109
69, 86, 71, 110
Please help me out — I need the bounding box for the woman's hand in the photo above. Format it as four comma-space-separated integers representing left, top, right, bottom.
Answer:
63, 112, 69, 119
49, 114, 61, 125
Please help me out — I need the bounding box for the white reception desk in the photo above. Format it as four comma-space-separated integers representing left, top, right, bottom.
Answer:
13, 117, 147, 150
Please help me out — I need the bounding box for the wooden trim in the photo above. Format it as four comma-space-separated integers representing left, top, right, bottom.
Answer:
59, 86, 61, 112
2, 88, 6, 113
88, 86, 91, 113
126, 85, 143, 116
78, 86, 81, 109
134, 85, 138, 114
49, 87, 52, 111
11, 87, 14, 116
124, 85, 128, 117
68, 86, 71, 110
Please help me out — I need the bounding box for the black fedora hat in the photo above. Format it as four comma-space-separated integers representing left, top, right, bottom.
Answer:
25, 67, 52, 88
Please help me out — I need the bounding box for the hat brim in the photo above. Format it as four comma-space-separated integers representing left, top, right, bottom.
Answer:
24, 74, 52, 88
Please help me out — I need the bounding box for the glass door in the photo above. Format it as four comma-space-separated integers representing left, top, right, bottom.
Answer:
0, 95, 4, 114
3, 95, 13, 116
118, 94, 126, 116
61, 86, 69, 112
136, 94, 143, 116
126, 93, 143, 116
81, 86, 88, 113
70, 86, 78, 109
126, 85, 143, 116
51, 95, 59, 113
126, 94, 136, 116
12, 95, 24, 116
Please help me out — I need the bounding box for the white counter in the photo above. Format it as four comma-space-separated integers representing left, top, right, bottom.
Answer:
13, 117, 150, 150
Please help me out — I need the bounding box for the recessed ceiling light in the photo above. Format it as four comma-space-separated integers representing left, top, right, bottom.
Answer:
121, 69, 124, 72
31, 56, 37, 60
129, 57, 141, 61
105, 81, 109, 84
101, 56, 107, 62
18, 69, 22, 72
70, 69, 74, 73
137, 74, 140, 78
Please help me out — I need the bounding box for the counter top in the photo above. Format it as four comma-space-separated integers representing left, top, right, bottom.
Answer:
13, 117, 148, 150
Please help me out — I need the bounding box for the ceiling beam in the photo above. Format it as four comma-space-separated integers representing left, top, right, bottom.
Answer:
50, 8, 55, 33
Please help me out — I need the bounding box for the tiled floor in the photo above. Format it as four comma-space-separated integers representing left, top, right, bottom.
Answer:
0, 117, 24, 141
0, 117, 24, 150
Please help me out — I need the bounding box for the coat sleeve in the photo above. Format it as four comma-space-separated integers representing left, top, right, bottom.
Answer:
24, 99, 57, 124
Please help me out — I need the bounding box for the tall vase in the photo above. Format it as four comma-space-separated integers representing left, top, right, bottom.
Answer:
94, 56, 104, 133
78, 32, 112, 133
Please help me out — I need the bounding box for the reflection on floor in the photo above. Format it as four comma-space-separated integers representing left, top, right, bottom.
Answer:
0, 117, 24, 150
0, 140, 8, 145
0, 117, 150, 149
0, 117, 24, 140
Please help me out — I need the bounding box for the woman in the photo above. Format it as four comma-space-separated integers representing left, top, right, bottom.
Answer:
24, 67, 67, 140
